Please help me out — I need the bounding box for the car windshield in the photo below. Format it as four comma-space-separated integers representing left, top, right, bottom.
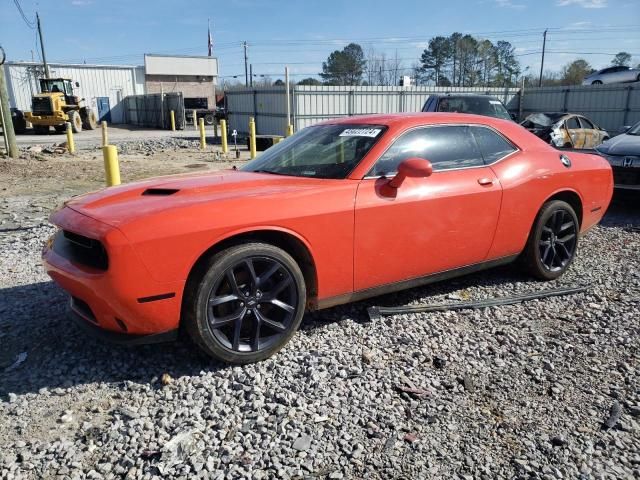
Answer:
627, 122, 640, 136
437, 96, 511, 120
241, 124, 386, 179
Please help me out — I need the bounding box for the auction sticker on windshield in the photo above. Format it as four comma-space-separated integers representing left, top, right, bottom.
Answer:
339, 128, 382, 138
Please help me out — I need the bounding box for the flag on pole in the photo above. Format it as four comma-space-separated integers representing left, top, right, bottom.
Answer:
207, 19, 213, 56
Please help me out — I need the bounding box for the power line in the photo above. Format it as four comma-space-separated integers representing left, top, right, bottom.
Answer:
12, 0, 35, 29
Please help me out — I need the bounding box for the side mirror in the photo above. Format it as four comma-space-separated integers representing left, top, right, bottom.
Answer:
388, 157, 433, 188
75, 82, 80, 87
510, 113, 517, 121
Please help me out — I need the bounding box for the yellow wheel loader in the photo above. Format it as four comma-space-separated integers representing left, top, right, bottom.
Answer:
24, 78, 98, 134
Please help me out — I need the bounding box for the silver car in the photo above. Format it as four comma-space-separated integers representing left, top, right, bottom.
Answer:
582, 66, 640, 85
596, 122, 640, 190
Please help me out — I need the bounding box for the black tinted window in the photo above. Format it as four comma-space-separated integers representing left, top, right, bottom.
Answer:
566, 117, 580, 129
371, 126, 483, 175
471, 127, 516, 163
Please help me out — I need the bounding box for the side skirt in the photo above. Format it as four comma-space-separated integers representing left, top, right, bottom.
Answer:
315, 255, 519, 310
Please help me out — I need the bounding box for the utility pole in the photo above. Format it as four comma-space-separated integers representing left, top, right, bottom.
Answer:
249, 64, 253, 87
538, 29, 547, 87
285, 66, 291, 131
36, 12, 50, 78
243, 41, 249, 87
0, 46, 18, 158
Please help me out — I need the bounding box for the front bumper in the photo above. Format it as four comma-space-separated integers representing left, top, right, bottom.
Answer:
69, 299, 178, 345
43, 207, 185, 339
599, 153, 640, 190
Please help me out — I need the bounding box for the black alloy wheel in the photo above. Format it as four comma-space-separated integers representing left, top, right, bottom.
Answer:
522, 200, 579, 280
538, 209, 578, 272
207, 256, 298, 352
184, 243, 306, 364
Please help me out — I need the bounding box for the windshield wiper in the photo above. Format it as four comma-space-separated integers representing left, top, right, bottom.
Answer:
252, 169, 291, 176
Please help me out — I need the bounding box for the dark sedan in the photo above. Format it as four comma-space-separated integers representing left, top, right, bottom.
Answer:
596, 122, 640, 191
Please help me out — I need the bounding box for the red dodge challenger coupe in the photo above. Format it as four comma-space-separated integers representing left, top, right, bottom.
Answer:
43, 113, 613, 363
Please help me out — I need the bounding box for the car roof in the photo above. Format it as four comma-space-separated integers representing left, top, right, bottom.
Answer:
320, 112, 514, 128
429, 93, 501, 100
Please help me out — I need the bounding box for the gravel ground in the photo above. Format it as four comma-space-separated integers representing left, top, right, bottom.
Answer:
0, 185, 639, 479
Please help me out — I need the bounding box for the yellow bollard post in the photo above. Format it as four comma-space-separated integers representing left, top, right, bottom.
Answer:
286, 124, 294, 137
102, 145, 121, 186
66, 122, 75, 154
101, 121, 108, 147
199, 118, 206, 150
220, 119, 228, 154
170, 110, 176, 131
249, 117, 257, 159
192, 109, 197, 129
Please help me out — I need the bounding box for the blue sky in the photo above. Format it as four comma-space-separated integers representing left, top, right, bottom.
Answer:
2, 0, 639, 83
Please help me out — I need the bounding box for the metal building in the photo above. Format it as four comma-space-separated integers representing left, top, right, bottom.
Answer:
3, 61, 145, 123
144, 54, 219, 112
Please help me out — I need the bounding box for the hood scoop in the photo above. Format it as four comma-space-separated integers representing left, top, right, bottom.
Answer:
142, 188, 180, 196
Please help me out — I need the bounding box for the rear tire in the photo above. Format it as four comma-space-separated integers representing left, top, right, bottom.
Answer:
521, 200, 579, 281
592, 80, 603, 85
184, 243, 306, 364
67, 110, 82, 133
204, 113, 215, 125
81, 108, 97, 130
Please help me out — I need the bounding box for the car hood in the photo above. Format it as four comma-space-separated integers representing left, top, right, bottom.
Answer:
64, 169, 343, 228
597, 134, 640, 156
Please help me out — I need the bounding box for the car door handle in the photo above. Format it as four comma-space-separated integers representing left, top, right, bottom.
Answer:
477, 178, 493, 186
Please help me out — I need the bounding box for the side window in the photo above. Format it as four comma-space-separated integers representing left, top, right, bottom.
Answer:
370, 126, 483, 176
578, 117, 595, 129
566, 117, 580, 129
470, 126, 517, 164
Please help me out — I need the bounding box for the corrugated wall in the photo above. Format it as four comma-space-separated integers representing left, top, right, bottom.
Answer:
4, 62, 145, 123
294, 85, 520, 130
226, 86, 520, 135
521, 83, 640, 134
226, 88, 289, 136
226, 83, 640, 136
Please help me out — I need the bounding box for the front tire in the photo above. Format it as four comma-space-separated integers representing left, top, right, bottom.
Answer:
68, 110, 83, 133
592, 80, 603, 85
184, 243, 306, 364
522, 200, 579, 280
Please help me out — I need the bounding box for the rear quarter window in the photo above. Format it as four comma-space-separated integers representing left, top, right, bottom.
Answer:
470, 126, 517, 164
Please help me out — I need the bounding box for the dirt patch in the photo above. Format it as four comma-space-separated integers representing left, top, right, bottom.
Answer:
0, 143, 250, 229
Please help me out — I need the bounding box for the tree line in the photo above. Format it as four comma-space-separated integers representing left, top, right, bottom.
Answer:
315, 33, 522, 87
230, 34, 638, 88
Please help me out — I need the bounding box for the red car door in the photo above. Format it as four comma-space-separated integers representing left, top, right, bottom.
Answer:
353, 125, 506, 292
